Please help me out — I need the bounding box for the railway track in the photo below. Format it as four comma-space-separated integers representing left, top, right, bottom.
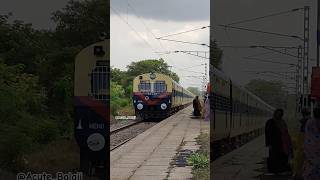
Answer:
110, 106, 190, 151
110, 120, 143, 134
110, 120, 157, 151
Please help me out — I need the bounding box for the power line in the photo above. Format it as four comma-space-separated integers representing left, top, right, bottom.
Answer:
179, 63, 206, 70
242, 57, 297, 66
244, 70, 297, 74
155, 50, 209, 59
259, 46, 298, 58
248, 73, 296, 80
171, 67, 205, 74
125, 2, 177, 66
218, 45, 299, 49
218, 25, 303, 40
157, 38, 210, 47
226, 8, 304, 26
111, 6, 161, 58
178, 51, 209, 59
156, 26, 209, 39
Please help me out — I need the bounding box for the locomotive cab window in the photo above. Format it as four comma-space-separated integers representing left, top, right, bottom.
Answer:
154, 81, 167, 93
139, 81, 151, 92
90, 64, 108, 100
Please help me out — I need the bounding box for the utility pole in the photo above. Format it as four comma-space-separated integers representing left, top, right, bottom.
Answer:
317, 0, 320, 67
201, 63, 208, 98
303, 6, 310, 109
297, 45, 303, 112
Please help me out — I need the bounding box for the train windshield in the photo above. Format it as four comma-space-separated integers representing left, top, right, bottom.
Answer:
138, 81, 151, 92
154, 81, 167, 93
138, 80, 167, 93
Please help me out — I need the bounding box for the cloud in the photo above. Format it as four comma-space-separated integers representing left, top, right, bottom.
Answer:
0, 0, 68, 29
111, 14, 209, 88
111, 0, 209, 22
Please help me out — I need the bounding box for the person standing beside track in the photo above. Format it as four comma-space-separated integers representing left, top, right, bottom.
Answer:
265, 109, 292, 175
292, 108, 310, 180
204, 95, 210, 121
193, 96, 201, 117
303, 107, 320, 180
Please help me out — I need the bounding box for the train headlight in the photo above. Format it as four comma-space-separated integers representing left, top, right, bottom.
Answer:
150, 73, 156, 79
161, 103, 167, 110
137, 103, 143, 110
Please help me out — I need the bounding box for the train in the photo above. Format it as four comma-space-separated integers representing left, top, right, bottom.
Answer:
210, 67, 274, 158
132, 72, 195, 120
74, 39, 109, 176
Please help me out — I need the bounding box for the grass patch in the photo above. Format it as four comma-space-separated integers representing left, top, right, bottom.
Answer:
116, 106, 135, 116
187, 153, 208, 169
188, 132, 209, 180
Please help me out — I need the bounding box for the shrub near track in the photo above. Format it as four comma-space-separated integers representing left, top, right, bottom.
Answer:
188, 132, 209, 180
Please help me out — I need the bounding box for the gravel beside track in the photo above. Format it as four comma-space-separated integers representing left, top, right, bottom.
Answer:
110, 122, 157, 151
110, 119, 141, 132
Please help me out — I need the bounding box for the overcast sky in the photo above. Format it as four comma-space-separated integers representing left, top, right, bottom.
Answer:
2, 0, 317, 93
212, 0, 318, 94
0, 0, 68, 29
111, 0, 210, 90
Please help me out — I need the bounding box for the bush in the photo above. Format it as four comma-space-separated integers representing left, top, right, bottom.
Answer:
33, 119, 59, 144
111, 81, 133, 116
0, 124, 33, 172
187, 153, 209, 169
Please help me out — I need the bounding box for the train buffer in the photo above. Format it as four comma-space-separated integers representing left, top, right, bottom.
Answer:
211, 135, 292, 180
110, 105, 209, 180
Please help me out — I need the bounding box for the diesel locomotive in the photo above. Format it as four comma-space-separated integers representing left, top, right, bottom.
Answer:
133, 72, 195, 120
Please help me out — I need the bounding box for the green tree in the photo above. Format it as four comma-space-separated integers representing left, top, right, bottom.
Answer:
52, 0, 109, 47
111, 67, 126, 84
0, 14, 51, 74
0, 61, 58, 171
110, 81, 131, 115
187, 87, 200, 96
245, 79, 287, 109
126, 59, 180, 82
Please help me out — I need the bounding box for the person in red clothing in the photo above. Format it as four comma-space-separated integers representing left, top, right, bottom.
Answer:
265, 109, 292, 175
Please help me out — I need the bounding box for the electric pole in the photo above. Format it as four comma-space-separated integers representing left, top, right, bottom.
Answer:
302, 6, 310, 109
317, 0, 320, 67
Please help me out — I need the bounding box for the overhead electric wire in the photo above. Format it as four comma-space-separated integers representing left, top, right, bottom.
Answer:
243, 57, 297, 66
248, 73, 296, 80
244, 70, 296, 73
226, 8, 304, 26
156, 26, 210, 39
171, 67, 205, 74
218, 25, 303, 40
157, 38, 210, 47
179, 63, 206, 70
111, 6, 161, 58
260, 46, 298, 58
178, 51, 209, 59
125, 2, 178, 66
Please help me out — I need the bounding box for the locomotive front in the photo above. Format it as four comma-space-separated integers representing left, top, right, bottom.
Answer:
132, 73, 172, 119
